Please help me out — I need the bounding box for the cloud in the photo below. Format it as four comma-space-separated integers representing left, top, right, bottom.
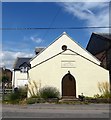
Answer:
30, 35, 43, 44
60, 2, 109, 33
0, 51, 34, 70
1, 34, 44, 70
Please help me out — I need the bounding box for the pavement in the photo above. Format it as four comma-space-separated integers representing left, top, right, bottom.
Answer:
1, 103, 111, 118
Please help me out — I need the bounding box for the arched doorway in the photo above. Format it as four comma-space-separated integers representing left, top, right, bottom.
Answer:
62, 72, 76, 98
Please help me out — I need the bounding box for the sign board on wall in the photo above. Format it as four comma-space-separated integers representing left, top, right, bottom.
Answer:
61, 61, 76, 68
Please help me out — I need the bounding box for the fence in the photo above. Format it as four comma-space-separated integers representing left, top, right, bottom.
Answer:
0, 89, 12, 100
0, 89, 12, 94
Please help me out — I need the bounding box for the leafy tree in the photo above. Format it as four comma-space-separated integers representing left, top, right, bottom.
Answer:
2, 76, 9, 83
1, 75, 9, 90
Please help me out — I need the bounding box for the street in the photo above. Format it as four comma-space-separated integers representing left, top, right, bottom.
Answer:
1, 103, 110, 118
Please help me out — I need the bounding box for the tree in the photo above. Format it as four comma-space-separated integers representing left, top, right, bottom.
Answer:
2, 76, 9, 83
2, 75, 9, 88
1, 75, 9, 101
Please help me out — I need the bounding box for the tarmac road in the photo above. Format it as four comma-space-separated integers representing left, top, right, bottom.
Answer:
1, 103, 110, 118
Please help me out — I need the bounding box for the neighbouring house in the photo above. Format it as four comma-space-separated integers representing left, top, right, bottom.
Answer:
12, 57, 31, 88
86, 32, 111, 84
28, 32, 109, 98
0, 67, 12, 88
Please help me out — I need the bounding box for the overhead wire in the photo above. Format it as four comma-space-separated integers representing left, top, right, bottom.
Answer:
1, 26, 110, 30
39, 7, 62, 46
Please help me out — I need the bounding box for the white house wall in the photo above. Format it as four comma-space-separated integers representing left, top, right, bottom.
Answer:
12, 71, 28, 88
30, 33, 100, 68
29, 50, 109, 97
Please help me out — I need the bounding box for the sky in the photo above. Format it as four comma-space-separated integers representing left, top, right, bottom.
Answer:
1, 1, 110, 69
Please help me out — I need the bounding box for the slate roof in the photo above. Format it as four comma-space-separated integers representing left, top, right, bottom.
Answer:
86, 33, 111, 55
13, 57, 32, 70
96, 33, 111, 41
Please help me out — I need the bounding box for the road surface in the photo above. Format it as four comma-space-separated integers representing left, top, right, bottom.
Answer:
1, 103, 110, 118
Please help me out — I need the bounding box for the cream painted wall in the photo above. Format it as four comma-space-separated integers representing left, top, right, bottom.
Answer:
12, 71, 28, 88
28, 50, 109, 98
30, 33, 100, 68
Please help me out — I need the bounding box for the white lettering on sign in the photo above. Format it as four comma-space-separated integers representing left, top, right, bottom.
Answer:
61, 61, 76, 68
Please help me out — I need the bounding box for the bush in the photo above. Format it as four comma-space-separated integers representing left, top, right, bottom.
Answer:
28, 80, 40, 98
8, 86, 27, 104
40, 86, 60, 99
98, 81, 111, 98
26, 98, 36, 104
18, 87, 27, 99
93, 94, 102, 98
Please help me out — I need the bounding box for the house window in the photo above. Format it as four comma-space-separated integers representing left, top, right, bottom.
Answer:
62, 45, 67, 51
20, 67, 29, 73
20, 67, 25, 73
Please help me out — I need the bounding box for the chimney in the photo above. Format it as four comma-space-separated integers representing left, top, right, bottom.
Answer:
35, 47, 45, 55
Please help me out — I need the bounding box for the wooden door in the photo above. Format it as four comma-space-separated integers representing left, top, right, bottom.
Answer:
62, 73, 76, 97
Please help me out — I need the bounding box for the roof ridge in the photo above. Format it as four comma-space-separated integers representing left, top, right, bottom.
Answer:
30, 32, 67, 62
30, 32, 100, 64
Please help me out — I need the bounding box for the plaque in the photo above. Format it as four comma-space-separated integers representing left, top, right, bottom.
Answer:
61, 61, 75, 68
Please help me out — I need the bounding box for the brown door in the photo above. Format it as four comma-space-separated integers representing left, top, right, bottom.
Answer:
62, 73, 76, 97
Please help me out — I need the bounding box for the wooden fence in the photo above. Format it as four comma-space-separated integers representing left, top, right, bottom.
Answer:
0, 89, 12, 100
0, 89, 12, 94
